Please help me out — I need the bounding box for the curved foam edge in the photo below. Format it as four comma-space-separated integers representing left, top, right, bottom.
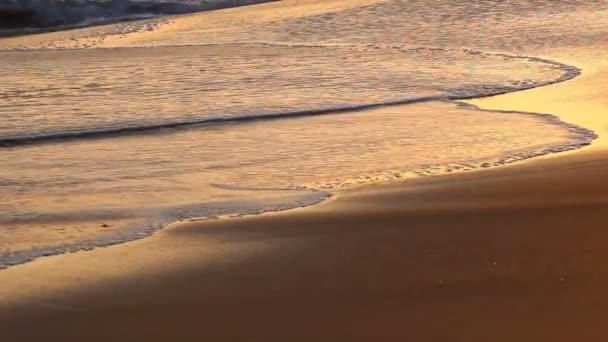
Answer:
311, 103, 597, 190
0, 48, 597, 270
0, 188, 331, 269
0, 104, 597, 269
0, 45, 581, 147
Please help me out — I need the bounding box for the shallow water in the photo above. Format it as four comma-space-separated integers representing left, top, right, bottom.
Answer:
0, 0, 606, 268
0, 43, 575, 140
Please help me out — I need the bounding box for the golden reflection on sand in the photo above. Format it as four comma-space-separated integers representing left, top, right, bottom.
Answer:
469, 69, 608, 151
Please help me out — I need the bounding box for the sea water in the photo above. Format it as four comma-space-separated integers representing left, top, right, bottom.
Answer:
0, 0, 606, 268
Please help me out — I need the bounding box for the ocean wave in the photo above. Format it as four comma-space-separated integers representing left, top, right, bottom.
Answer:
0, 55, 595, 268
0, 41, 582, 147
0, 95, 441, 146
0, 26, 596, 270
0, 48, 581, 147
0, 100, 598, 269
0, 0, 275, 34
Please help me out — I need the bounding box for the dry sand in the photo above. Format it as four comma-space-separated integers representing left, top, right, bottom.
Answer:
0, 63, 608, 341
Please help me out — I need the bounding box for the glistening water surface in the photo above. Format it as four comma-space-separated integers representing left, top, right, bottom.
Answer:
1, 0, 606, 268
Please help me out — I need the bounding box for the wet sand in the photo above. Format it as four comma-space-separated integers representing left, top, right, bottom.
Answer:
1, 66, 608, 340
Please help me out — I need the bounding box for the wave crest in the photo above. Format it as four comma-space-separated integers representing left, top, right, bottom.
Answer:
0, 0, 274, 31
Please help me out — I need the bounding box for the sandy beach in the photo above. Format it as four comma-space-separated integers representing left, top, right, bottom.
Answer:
2, 1, 608, 340
1, 62, 607, 340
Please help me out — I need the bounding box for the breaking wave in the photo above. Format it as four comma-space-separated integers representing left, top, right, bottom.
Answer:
0, 0, 275, 34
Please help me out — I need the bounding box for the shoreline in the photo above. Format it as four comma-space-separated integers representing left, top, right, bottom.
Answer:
0, 56, 603, 285
2, 57, 608, 339
0, 52, 596, 269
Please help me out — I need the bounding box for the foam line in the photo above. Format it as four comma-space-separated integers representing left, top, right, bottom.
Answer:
0, 44, 583, 147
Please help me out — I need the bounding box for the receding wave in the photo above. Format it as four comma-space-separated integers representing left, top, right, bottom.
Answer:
0, 95, 442, 146
0, 45, 597, 269
0, 45, 582, 147
0, 0, 601, 270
